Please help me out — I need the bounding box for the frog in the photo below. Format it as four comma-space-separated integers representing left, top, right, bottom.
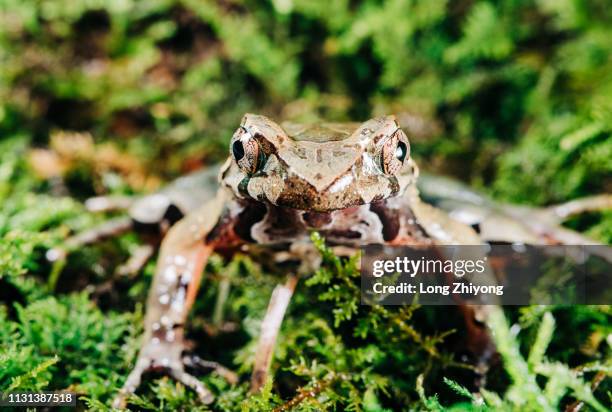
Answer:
112, 113, 490, 408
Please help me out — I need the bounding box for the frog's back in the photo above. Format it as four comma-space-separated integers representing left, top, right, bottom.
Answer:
281, 122, 360, 143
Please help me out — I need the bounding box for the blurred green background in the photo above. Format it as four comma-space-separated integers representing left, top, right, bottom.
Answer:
0, 0, 611, 410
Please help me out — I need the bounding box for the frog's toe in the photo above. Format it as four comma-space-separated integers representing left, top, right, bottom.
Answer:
112, 375, 140, 409
168, 367, 214, 404
113, 344, 216, 409
183, 354, 239, 385
113, 354, 156, 409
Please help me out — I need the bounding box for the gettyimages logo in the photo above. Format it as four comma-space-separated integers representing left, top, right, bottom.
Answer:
372, 256, 487, 278
360, 244, 612, 306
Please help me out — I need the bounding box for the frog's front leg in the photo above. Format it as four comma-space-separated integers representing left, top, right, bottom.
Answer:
114, 191, 236, 409
386, 193, 496, 383
414, 198, 496, 382
250, 274, 299, 393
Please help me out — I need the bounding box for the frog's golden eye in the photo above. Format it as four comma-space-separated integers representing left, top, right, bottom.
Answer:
381, 130, 410, 175
232, 128, 261, 174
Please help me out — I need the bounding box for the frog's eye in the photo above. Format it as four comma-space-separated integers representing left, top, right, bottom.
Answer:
231, 128, 262, 174
381, 130, 410, 175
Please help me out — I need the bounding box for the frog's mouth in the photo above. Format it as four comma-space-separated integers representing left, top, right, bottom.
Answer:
262, 173, 401, 213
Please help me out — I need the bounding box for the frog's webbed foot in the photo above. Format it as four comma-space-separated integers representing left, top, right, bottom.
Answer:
48, 216, 134, 262
546, 194, 612, 220
113, 337, 220, 409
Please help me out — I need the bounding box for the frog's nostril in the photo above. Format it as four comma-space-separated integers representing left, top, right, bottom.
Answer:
232, 141, 245, 160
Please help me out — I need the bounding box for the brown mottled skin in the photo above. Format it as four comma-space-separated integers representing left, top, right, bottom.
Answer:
113, 114, 488, 408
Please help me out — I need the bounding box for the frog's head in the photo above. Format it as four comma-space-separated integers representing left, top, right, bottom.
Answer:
221, 113, 418, 212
